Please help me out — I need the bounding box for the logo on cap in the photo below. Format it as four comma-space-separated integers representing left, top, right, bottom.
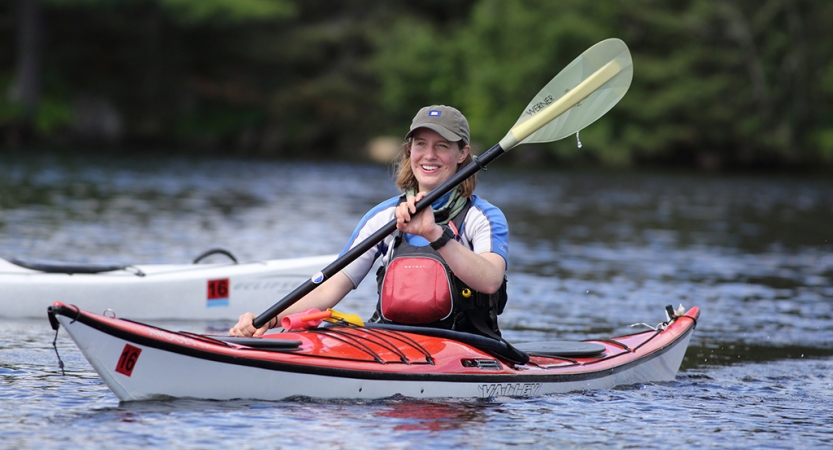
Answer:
428, 110, 441, 117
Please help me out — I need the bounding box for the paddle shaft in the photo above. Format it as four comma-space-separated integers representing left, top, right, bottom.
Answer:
253, 142, 506, 328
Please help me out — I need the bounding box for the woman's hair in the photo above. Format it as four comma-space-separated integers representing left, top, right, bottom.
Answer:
393, 139, 476, 197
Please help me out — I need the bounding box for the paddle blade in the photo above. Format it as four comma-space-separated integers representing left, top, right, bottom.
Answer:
500, 38, 633, 150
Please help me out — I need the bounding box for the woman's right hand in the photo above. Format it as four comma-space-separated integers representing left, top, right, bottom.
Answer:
228, 272, 354, 337
229, 312, 270, 337
396, 191, 442, 241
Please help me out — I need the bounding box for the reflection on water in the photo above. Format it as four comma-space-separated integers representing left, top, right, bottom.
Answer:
1, 153, 832, 448
374, 399, 488, 432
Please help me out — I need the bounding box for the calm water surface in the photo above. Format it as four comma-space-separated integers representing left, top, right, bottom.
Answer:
1, 153, 832, 449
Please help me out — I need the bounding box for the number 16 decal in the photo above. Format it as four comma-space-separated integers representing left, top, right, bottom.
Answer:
116, 344, 142, 377
207, 278, 230, 307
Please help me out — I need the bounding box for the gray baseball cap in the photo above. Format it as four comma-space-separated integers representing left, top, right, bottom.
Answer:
405, 105, 470, 145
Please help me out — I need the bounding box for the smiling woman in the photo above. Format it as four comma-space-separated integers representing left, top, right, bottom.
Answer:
231, 104, 510, 338
236, 39, 634, 337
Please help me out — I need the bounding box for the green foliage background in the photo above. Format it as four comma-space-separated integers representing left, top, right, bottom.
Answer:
2, 0, 831, 170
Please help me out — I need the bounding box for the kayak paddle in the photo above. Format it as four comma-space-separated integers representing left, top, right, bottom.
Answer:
254, 38, 633, 329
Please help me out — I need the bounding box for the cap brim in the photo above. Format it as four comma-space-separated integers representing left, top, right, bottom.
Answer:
406, 124, 464, 144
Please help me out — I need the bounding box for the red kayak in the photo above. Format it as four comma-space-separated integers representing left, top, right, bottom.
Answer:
48, 302, 699, 401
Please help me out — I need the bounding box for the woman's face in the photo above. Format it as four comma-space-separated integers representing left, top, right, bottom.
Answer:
409, 128, 470, 193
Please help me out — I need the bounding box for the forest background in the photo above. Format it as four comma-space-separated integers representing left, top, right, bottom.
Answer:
2, 0, 832, 171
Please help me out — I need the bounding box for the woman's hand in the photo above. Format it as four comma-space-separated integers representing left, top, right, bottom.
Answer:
396, 191, 506, 294
229, 312, 270, 337
395, 191, 443, 241
228, 272, 355, 337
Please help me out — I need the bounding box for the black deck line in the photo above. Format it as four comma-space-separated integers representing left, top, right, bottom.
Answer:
324, 328, 425, 364
369, 328, 434, 362
50, 304, 697, 384
11, 257, 128, 274
316, 328, 413, 363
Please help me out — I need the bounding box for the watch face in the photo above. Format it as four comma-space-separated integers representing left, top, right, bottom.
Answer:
444, 224, 454, 237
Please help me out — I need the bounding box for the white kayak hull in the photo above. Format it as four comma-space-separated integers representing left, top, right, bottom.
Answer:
1, 254, 336, 320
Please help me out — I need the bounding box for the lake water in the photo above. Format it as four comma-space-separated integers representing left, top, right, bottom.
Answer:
1, 153, 832, 449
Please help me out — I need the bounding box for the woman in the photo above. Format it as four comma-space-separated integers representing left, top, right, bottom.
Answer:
230, 105, 508, 338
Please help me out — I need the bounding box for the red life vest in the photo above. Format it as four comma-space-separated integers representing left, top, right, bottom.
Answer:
372, 199, 507, 337
378, 221, 460, 325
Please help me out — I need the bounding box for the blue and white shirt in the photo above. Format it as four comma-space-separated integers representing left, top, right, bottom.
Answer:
339, 193, 509, 289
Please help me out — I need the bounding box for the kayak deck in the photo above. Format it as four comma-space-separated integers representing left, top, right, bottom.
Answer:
193, 322, 691, 376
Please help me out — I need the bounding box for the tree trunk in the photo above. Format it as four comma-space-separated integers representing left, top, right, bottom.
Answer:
8, 0, 42, 119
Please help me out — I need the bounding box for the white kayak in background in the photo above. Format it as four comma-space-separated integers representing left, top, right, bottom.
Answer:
0, 249, 337, 320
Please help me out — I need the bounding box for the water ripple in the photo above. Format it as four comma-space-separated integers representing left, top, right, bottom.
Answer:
2, 156, 833, 448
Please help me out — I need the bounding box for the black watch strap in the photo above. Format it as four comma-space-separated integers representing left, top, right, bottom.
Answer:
429, 224, 455, 250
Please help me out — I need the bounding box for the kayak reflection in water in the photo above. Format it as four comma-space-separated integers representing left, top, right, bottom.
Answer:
230, 105, 509, 338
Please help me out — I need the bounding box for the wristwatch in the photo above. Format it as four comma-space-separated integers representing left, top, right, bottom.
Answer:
429, 224, 455, 250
